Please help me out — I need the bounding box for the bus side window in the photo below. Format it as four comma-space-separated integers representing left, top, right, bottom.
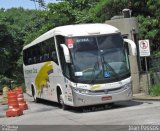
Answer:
33, 57, 37, 64
35, 44, 40, 64
28, 58, 33, 64
23, 50, 28, 65
39, 56, 43, 62
48, 38, 58, 64
51, 51, 58, 63
27, 47, 33, 64
39, 42, 45, 63
44, 53, 49, 61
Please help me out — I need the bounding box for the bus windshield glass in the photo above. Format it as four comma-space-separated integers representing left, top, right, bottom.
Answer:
68, 34, 130, 84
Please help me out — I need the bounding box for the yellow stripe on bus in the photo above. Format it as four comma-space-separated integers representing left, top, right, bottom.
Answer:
35, 61, 53, 94
90, 84, 102, 90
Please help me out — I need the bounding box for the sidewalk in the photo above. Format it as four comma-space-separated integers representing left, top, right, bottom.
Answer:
133, 93, 160, 101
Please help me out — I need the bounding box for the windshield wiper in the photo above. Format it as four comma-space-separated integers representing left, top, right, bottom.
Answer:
101, 55, 120, 81
89, 61, 101, 84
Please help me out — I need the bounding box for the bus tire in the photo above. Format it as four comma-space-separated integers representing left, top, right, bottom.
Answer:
59, 94, 68, 110
31, 85, 39, 103
34, 97, 40, 103
106, 103, 114, 108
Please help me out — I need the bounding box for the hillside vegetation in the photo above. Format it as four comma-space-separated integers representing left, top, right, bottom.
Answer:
0, 0, 159, 86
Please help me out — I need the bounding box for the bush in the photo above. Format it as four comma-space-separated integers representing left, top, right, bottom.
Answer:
149, 83, 160, 96
0, 75, 24, 91
0, 76, 11, 92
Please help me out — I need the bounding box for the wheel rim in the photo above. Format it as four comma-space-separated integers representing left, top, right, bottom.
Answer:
59, 95, 65, 107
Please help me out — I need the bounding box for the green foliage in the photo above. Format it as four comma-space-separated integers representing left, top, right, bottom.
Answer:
0, 24, 13, 75
0, 0, 160, 86
0, 8, 38, 84
47, 2, 74, 26
24, 10, 48, 44
149, 83, 160, 96
153, 51, 160, 57
138, 16, 159, 39
0, 75, 11, 91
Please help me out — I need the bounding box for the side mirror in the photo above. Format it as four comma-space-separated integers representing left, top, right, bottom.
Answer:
124, 39, 137, 56
60, 44, 71, 63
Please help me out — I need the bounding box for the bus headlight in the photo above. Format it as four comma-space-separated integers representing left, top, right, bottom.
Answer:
123, 82, 132, 89
72, 87, 90, 94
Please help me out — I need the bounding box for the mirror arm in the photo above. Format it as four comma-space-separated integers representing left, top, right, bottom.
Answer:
60, 44, 71, 63
124, 39, 137, 56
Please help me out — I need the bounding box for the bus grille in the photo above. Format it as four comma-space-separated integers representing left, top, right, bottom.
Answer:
89, 86, 126, 95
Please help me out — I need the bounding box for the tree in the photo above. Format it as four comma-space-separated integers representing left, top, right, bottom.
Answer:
0, 24, 13, 76
0, 0, 160, 86
0, 8, 42, 84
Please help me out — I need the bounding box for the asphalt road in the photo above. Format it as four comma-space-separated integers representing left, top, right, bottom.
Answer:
0, 94, 160, 131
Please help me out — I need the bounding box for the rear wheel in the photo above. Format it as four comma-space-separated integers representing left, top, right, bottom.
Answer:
31, 86, 39, 103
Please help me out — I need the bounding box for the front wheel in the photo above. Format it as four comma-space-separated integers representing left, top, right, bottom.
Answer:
59, 94, 68, 110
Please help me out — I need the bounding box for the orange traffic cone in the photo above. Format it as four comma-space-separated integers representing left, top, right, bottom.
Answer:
6, 90, 23, 117
14, 86, 28, 111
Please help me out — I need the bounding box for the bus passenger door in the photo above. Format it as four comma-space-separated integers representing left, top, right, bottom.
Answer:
55, 35, 71, 102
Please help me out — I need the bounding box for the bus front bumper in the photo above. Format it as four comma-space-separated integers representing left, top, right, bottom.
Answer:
71, 86, 132, 107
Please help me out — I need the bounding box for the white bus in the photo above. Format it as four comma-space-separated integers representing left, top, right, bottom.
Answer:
23, 24, 136, 109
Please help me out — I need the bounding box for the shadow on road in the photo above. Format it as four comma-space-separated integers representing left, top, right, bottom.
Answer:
32, 99, 60, 108
68, 100, 144, 113
34, 99, 144, 113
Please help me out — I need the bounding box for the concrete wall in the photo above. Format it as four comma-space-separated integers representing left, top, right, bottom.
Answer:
129, 55, 140, 93
140, 73, 150, 94
105, 17, 139, 40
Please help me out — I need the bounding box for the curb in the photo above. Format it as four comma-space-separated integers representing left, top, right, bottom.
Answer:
133, 95, 160, 101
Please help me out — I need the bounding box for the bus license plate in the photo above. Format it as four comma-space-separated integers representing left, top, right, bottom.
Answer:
101, 96, 112, 101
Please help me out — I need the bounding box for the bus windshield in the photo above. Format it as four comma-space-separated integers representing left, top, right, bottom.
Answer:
68, 34, 130, 84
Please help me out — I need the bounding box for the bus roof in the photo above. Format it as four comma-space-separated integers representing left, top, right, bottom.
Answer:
23, 23, 120, 50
